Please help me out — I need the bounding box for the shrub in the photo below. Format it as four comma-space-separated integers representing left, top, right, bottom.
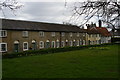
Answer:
2, 43, 114, 59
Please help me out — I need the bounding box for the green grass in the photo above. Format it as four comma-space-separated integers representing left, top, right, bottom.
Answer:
2, 44, 119, 78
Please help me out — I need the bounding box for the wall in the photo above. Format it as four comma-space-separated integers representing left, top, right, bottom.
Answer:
1, 30, 86, 53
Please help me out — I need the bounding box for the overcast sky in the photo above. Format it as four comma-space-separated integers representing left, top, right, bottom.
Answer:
0, 0, 99, 28
0, 2, 72, 23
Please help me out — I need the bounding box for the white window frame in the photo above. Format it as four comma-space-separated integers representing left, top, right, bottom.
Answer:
77, 32, 79, 37
39, 31, 44, 37
22, 31, 28, 37
83, 33, 85, 37
0, 30, 7, 37
61, 32, 65, 37
51, 41, 56, 48
39, 41, 44, 49
91, 34, 92, 38
97, 34, 99, 37
23, 42, 28, 51
51, 32, 55, 37
0, 43, 7, 52
69, 32, 72, 37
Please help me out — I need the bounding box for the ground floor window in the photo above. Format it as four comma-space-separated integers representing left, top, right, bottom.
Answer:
0, 43, 7, 52
23, 42, 28, 51
40, 41, 44, 49
51, 41, 55, 48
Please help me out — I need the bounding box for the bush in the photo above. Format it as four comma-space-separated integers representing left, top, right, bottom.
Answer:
2, 43, 114, 59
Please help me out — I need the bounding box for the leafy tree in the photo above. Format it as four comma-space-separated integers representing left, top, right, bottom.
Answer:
66, 0, 120, 30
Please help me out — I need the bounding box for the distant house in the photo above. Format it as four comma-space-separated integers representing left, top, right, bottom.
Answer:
96, 27, 111, 44
86, 27, 101, 45
86, 20, 111, 44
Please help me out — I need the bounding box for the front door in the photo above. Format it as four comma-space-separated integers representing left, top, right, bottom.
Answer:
46, 42, 50, 48
32, 43, 36, 50
14, 44, 19, 52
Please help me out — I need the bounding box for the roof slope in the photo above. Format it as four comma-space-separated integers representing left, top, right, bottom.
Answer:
0, 19, 86, 33
96, 27, 111, 36
87, 27, 100, 34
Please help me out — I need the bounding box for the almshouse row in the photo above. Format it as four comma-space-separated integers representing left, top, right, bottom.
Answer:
0, 30, 86, 53
0, 19, 111, 53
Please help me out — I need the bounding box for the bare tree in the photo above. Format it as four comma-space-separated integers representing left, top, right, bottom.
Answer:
66, 0, 120, 29
0, 0, 23, 17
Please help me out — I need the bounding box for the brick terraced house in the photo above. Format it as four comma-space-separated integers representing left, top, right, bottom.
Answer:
0, 19, 111, 53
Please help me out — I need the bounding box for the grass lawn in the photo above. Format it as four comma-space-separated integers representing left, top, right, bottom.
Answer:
2, 44, 119, 78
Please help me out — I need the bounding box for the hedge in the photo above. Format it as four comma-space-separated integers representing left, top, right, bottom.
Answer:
2, 43, 116, 59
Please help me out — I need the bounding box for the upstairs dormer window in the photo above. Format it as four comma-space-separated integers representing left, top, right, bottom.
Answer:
22, 31, 28, 37
0, 30, 7, 37
39, 31, 44, 37
83, 33, 85, 37
61, 32, 65, 37
51, 32, 55, 37
69, 32, 72, 37
77, 32, 79, 37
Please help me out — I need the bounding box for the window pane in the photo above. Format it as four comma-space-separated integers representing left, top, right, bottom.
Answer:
40, 31, 44, 37
24, 43, 28, 49
61, 32, 65, 36
0, 30, 7, 37
23, 31, 28, 37
51, 32, 55, 36
40, 41, 44, 48
1, 44, 6, 51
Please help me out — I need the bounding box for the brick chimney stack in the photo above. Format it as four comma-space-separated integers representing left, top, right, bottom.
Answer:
99, 20, 102, 27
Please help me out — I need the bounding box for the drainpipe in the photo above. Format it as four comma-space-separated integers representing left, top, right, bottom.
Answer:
60, 32, 62, 47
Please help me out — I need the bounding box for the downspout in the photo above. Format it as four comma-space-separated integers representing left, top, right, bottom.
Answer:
59, 32, 62, 47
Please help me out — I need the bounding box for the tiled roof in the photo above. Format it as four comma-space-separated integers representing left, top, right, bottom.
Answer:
87, 27, 100, 34
0, 18, 87, 33
96, 27, 111, 36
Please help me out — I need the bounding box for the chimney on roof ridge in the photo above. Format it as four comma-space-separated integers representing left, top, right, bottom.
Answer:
99, 20, 102, 27
86, 24, 90, 29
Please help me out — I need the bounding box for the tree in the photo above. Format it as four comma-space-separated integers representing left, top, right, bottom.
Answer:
0, 0, 23, 17
66, 0, 120, 29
